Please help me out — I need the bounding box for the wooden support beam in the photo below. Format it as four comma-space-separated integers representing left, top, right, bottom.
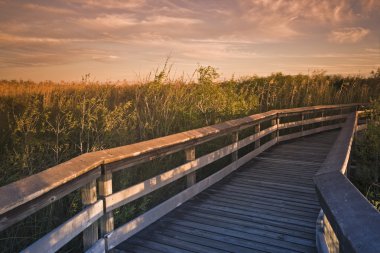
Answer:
231, 132, 239, 161
98, 170, 114, 237
254, 124, 260, 149
21, 201, 103, 253
185, 147, 196, 187
271, 115, 279, 142
81, 180, 99, 251
321, 110, 325, 127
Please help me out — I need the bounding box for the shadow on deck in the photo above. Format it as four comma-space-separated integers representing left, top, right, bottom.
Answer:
117, 131, 339, 253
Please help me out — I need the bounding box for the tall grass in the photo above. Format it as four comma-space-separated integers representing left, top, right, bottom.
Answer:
0, 66, 379, 252
352, 99, 380, 210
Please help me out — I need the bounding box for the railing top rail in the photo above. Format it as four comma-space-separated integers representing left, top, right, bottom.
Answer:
0, 103, 360, 218
314, 112, 380, 253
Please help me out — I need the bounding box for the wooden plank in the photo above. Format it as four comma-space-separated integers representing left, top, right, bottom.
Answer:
127, 237, 193, 253
105, 143, 236, 212
277, 103, 360, 117
98, 171, 114, 236
190, 201, 316, 229
228, 177, 317, 194
278, 114, 348, 129
254, 124, 260, 148
198, 195, 318, 220
82, 180, 99, 251
106, 138, 273, 249
163, 218, 311, 253
85, 238, 106, 253
199, 198, 317, 224
214, 185, 319, 207
106, 160, 236, 249
200, 191, 319, 215
161, 222, 284, 253
185, 147, 196, 187
174, 207, 316, 241
21, 200, 103, 253
104, 110, 278, 173
237, 139, 277, 167
278, 123, 343, 142
0, 168, 101, 231
169, 213, 316, 251
154, 228, 254, 253
314, 112, 380, 253
0, 104, 360, 219
137, 232, 227, 253
185, 204, 316, 235
253, 156, 324, 166
105, 127, 275, 212
0, 154, 102, 217
231, 132, 239, 162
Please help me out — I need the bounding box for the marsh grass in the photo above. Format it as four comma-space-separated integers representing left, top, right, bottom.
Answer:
0, 66, 379, 252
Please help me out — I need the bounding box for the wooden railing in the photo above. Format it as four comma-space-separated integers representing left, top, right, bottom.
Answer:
314, 110, 380, 253
0, 104, 361, 252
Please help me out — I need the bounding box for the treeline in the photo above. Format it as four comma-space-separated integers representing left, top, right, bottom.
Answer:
0, 67, 379, 252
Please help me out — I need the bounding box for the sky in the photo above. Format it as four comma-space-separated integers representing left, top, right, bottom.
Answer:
0, 0, 379, 82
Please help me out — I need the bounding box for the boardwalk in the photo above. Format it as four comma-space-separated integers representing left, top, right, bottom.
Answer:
3, 105, 378, 253
116, 131, 339, 253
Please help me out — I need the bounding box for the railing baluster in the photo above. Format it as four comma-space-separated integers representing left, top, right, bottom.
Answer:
272, 114, 279, 142
81, 179, 99, 251
99, 169, 114, 237
321, 110, 325, 127
185, 147, 196, 187
231, 132, 239, 161
255, 124, 260, 149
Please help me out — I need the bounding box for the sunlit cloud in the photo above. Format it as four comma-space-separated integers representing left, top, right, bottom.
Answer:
0, 0, 379, 81
329, 27, 370, 44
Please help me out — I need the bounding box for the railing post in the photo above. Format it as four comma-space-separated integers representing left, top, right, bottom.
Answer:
99, 169, 114, 237
81, 179, 98, 251
321, 110, 325, 127
301, 112, 305, 136
254, 124, 260, 149
231, 132, 239, 161
272, 114, 279, 142
185, 147, 196, 187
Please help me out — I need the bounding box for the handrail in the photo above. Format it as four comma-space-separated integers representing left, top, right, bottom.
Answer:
0, 103, 361, 252
314, 112, 380, 253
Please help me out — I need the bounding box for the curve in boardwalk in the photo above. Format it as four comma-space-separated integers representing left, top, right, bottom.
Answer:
116, 130, 339, 253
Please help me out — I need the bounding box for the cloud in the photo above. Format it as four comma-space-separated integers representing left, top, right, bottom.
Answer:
23, 3, 75, 15
65, 0, 146, 10
0, 0, 379, 80
329, 27, 370, 43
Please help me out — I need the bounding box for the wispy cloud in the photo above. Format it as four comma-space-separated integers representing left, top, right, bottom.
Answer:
329, 27, 370, 43
0, 0, 379, 81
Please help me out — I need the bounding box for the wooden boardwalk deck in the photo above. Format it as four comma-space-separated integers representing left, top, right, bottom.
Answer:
116, 131, 339, 253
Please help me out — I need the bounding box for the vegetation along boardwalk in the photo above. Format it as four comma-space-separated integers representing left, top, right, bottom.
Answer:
1, 104, 380, 253
117, 131, 338, 253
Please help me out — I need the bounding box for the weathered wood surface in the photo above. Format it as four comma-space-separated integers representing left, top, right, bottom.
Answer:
105, 126, 276, 213
115, 131, 339, 252
106, 137, 278, 249
85, 238, 106, 253
0, 104, 359, 222
278, 114, 347, 129
21, 200, 103, 253
0, 168, 101, 231
314, 113, 380, 253
98, 171, 114, 237
82, 180, 99, 251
